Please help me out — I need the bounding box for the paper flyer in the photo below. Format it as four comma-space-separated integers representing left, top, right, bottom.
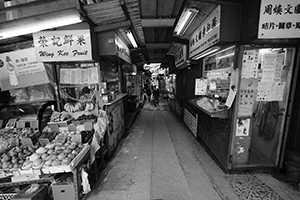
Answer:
236, 118, 250, 136
195, 79, 207, 95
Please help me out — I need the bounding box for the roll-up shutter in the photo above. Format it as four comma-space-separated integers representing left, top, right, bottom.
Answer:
184, 63, 202, 101
175, 70, 184, 102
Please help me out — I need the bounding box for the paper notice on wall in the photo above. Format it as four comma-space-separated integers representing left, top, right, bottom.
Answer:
273, 53, 284, 82
242, 50, 259, 78
236, 118, 250, 136
195, 79, 207, 95
257, 81, 285, 101
261, 53, 277, 81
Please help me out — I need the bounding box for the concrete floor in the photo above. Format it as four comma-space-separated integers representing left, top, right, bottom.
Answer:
85, 101, 300, 200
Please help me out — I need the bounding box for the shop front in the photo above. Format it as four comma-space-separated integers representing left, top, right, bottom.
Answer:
97, 31, 132, 158
183, 0, 300, 172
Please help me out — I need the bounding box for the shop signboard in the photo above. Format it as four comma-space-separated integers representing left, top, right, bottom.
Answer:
0, 48, 49, 91
189, 5, 221, 58
115, 34, 131, 64
175, 45, 187, 68
33, 29, 92, 62
183, 108, 198, 137
258, 0, 300, 39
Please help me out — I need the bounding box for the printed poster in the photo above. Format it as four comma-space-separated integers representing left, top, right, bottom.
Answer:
33, 29, 92, 62
236, 118, 250, 136
0, 48, 49, 91
195, 79, 207, 95
242, 50, 259, 78
238, 79, 256, 117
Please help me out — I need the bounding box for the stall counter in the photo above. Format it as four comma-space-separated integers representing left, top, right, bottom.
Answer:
103, 93, 127, 159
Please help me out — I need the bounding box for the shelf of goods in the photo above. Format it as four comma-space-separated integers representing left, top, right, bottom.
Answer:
0, 110, 106, 200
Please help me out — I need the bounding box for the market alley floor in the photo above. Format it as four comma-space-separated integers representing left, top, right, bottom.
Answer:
84, 100, 300, 200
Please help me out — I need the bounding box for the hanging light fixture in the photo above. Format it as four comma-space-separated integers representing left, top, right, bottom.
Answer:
126, 30, 138, 48
0, 9, 82, 40
174, 8, 198, 36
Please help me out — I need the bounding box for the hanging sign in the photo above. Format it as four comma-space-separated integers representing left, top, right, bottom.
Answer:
33, 29, 92, 62
0, 48, 49, 91
189, 5, 221, 58
115, 34, 131, 64
258, 0, 300, 39
175, 45, 187, 68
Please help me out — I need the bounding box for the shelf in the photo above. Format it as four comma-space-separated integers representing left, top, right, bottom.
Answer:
60, 83, 99, 88
10, 99, 55, 106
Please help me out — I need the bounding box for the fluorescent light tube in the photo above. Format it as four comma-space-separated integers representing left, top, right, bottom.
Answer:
0, 9, 82, 40
175, 9, 198, 36
126, 30, 138, 48
193, 47, 220, 60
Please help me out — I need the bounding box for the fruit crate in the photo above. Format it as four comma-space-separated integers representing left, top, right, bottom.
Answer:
0, 193, 16, 200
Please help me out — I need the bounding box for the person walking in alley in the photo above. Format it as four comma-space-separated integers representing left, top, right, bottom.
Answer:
152, 86, 160, 107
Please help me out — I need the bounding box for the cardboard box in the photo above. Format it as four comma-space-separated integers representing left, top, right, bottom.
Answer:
52, 183, 75, 200
12, 185, 49, 200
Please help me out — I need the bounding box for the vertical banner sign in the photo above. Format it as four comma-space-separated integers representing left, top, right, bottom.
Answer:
0, 48, 49, 91
258, 0, 300, 38
115, 34, 131, 64
33, 30, 92, 61
175, 45, 187, 68
189, 5, 221, 58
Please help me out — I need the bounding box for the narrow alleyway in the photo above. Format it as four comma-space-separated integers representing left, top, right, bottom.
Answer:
85, 101, 300, 200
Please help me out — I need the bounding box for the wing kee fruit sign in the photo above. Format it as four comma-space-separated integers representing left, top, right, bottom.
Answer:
33, 30, 92, 62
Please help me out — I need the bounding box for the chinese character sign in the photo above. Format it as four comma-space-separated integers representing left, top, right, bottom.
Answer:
189, 5, 220, 58
0, 48, 49, 91
258, 0, 300, 38
33, 30, 92, 62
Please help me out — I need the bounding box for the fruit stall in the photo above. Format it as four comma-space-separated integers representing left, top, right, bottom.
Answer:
0, 24, 110, 200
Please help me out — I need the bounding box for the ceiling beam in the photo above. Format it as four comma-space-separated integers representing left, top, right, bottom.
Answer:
146, 43, 170, 49
141, 18, 176, 27
94, 20, 131, 33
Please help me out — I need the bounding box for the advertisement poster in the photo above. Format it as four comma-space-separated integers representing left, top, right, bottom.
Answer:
189, 5, 220, 58
242, 50, 259, 78
195, 79, 207, 95
236, 118, 250, 136
33, 29, 92, 62
258, 0, 300, 39
238, 79, 257, 117
0, 48, 49, 91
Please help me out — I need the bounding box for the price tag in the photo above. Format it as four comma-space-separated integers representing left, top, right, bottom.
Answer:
84, 121, 93, 131
5, 118, 17, 129
10, 137, 20, 146
0, 120, 3, 128
12, 170, 21, 176
30, 120, 39, 130
16, 121, 26, 128
56, 134, 67, 144
21, 137, 33, 146
48, 124, 59, 132
68, 124, 77, 132
39, 138, 50, 147
71, 134, 82, 144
